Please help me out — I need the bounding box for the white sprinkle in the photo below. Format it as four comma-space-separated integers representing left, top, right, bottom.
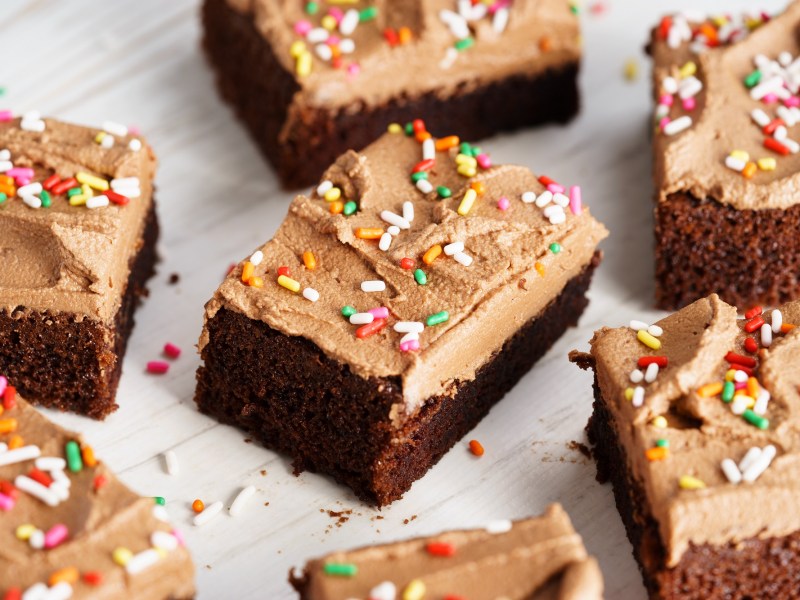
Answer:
350, 312, 374, 325
15, 475, 58, 506
163, 450, 179, 476
632, 386, 645, 407
86, 195, 109, 209
0, 443, 6, 453
443, 241, 464, 256
229, 485, 256, 516
750, 75, 783, 100
0, 445, 41, 467
739, 446, 763, 473
655, 104, 670, 121
250, 250, 264, 266
302, 287, 320, 302
453, 251, 473, 267
394, 321, 424, 333
733, 370, 749, 383
629, 369, 644, 383
402, 201, 414, 223
771, 309, 783, 333
380, 210, 410, 229
647, 324, 663, 337
485, 519, 512, 534
549, 211, 566, 225
316, 180, 333, 196
779, 51, 793, 66
534, 191, 552, 207
754, 389, 771, 415
644, 362, 660, 383
387, 225, 400, 236
339, 9, 360, 36
193, 500, 223, 526
379, 232, 392, 252
416, 179, 433, 194
552, 192, 569, 208
400, 331, 419, 344
339, 38, 355, 54
35, 457, 65, 471
111, 176, 139, 188
630, 320, 649, 331
21, 195, 41, 209
361, 280, 386, 293
151, 531, 179, 551
422, 138, 435, 161
315, 44, 333, 61
543, 204, 564, 219
369, 582, 397, 600
23, 110, 41, 121
103, 120, 128, 137
783, 137, 800, 154
128, 139, 142, 152
0, 161, 12, 172
101, 134, 115, 149
50, 469, 70, 489
725, 156, 746, 172
439, 47, 458, 69
0, 149, 9, 161
153, 505, 171, 522
306, 27, 329, 43
751, 108, 771, 127
774, 125, 788, 141
678, 76, 702, 99
760, 323, 773, 348
721, 458, 742, 484
493, 7, 509, 33
663, 116, 692, 136
29, 530, 45, 550
521, 191, 537, 204
126, 548, 161, 575
18, 182, 42, 197
742, 445, 776, 482
21, 117, 45, 133
777, 105, 799, 127
731, 396, 749, 415
662, 76, 678, 94
49, 481, 69, 502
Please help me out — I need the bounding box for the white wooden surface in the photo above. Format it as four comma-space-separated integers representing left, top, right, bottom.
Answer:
1, 0, 787, 597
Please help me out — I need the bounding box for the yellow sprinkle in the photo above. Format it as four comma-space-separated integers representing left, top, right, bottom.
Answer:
624, 387, 634, 401
455, 154, 477, 168
757, 157, 777, 171
403, 579, 426, 600
623, 58, 639, 81
16, 524, 36, 541
75, 171, 109, 191
387, 123, 402, 134
289, 40, 306, 58
637, 329, 661, 350
457, 188, 477, 216
69, 194, 88, 206
679, 475, 706, 490
94, 131, 107, 144
725, 369, 737, 381
278, 275, 301, 293
711, 15, 728, 27
422, 244, 443, 265
324, 187, 341, 202
113, 547, 133, 566
535, 262, 545, 277
321, 14, 337, 30
678, 61, 696, 79
296, 51, 312, 77
729, 150, 750, 162
154, 547, 168, 559
651, 416, 668, 429
249, 276, 264, 288
457, 165, 477, 178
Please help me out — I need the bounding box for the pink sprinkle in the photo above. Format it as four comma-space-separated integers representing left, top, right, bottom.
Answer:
147, 361, 170, 374
497, 197, 510, 211
347, 63, 361, 78
784, 96, 800, 108
0, 110, 12, 122
327, 35, 341, 46
328, 7, 343, 22
569, 185, 583, 216
128, 125, 141, 136
659, 116, 671, 130
0, 375, 7, 396
294, 20, 312, 35
734, 381, 747, 390
163, 343, 182, 359
15, 176, 31, 186
400, 339, 420, 352
682, 97, 696, 111
762, 93, 778, 104
659, 94, 673, 106
368, 307, 389, 319
44, 524, 68, 549
6, 167, 34, 179
0, 492, 15, 511
547, 183, 565, 194
172, 528, 186, 547
476, 154, 492, 169
488, 0, 511, 14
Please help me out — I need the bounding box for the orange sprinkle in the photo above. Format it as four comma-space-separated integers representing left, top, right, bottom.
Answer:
0, 175, 12, 186
355, 227, 384, 240
734, 388, 747, 397
249, 276, 264, 288
0, 418, 17, 434
697, 382, 723, 398
192, 499, 205, 513
303, 251, 317, 270
782, 323, 796, 333
468, 440, 484, 457
329, 200, 344, 214
422, 244, 443, 265
742, 161, 757, 179
539, 35, 553, 52
8, 435, 23, 450
0, 405, 3, 416
435, 136, 460, 151
415, 130, 432, 143
83, 571, 103, 586
49, 567, 79, 586
645, 447, 669, 461
81, 445, 97, 468
470, 180, 486, 195
398, 26, 412, 44
535, 262, 545, 277
746, 377, 760, 399
241, 261, 255, 283
93, 474, 107, 491
699, 22, 718, 44
0, 183, 15, 197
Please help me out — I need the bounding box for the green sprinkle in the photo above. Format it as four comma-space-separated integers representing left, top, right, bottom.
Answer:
67, 186, 82, 198
743, 409, 769, 430
404, 123, 414, 136
722, 380, 735, 403
655, 439, 669, 448
0, 192, 7, 204
455, 37, 474, 51
323, 563, 358, 577
414, 269, 427, 285
153, 496, 166, 506
343, 201, 358, 216
549, 243, 562, 254
411, 171, 428, 183
744, 69, 762, 89
359, 6, 378, 21
40, 190, 52, 208
341, 305, 357, 318
65, 440, 83, 473
436, 186, 452, 199
305, 1, 318, 15
470, 146, 481, 158
460, 142, 472, 156
426, 311, 449, 326
570, 3, 580, 14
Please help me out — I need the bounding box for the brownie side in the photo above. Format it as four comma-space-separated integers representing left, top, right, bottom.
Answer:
655, 191, 800, 310
587, 371, 800, 599
196, 252, 600, 506
0, 199, 159, 419
202, 0, 580, 189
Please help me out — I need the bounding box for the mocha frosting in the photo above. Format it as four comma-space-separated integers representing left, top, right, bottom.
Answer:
294, 503, 603, 600
226, 0, 580, 114
651, 4, 800, 210
586, 294, 800, 566
0, 395, 195, 598
201, 130, 607, 419
0, 117, 156, 323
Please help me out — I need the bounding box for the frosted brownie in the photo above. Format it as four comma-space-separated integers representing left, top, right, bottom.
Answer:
196, 122, 608, 505
203, 0, 582, 187
0, 114, 158, 418
291, 504, 603, 599
0, 383, 194, 598
572, 294, 800, 598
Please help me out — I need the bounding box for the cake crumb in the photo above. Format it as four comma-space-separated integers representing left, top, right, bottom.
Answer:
568, 440, 592, 459
168, 272, 180, 285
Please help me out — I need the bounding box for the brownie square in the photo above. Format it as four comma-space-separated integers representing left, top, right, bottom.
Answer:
290, 504, 603, 599
202, 0, 582, 188
650, 7, 800, 310
0, 116, 159, 419
196, 126, 607, 505
572, 294, 800, 598
0, 389, 195, 598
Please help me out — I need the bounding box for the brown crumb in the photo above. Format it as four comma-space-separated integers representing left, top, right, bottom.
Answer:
568, 440, 592, 459
243, 438, 252, 444
260, 469, 267, 476
325, 509, 352, 527
205, 565, 212, 570
168, 273, 180, 285
264, 502, 270, 506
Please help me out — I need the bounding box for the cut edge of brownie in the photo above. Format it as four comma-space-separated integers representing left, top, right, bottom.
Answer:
585, 367, 800, 599
195, 251, 601, 506
0, 199, 159, 419
202, 0, 581, 189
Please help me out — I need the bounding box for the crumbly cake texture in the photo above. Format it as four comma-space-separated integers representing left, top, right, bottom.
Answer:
196, 125, 608, 506
0, 114, 158, 418
0, 387, 195, 598
290, 504, 603, 600
203, 0, 582, 188
571, 294, 800, 599
650, 6, 800, 310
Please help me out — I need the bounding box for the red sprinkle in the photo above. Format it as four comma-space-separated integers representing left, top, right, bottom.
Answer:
355, 318, 386, 339
745, 316, 765, 333
744, 337, 759, 353
764, 137, 791, 155
42, 174, 61, 191
637, 356, 668, 368
3, 385, 16, 410
106, 190, 130, 206
383, 27, 399, 46
744, 306, 763, 319
412, 119, 426, 134
426, 541, 457, 557
83, 572, 104, 586
51, 177, 78, 195
3, 588, 22, 600
28, 468, 53, 488
763, 119, 785, 135
277, 266, 291, 277
0, 480, 18, 500
443, 596, 467, 600
725, 352, 757, 368
400, 257, 416, 270
163, 343, 182, 359
538, 175, 558, 187
93, 475, 107, 492
412, 159, 435, 173
658, 16, 672, 39
147, 361, 169, 374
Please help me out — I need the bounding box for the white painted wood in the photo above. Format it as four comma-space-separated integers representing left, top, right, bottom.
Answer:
1, 0, 787, 597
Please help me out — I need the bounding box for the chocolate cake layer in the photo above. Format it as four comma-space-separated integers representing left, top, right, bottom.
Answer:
197, 252, 599, 505
203, 0, 581, 188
